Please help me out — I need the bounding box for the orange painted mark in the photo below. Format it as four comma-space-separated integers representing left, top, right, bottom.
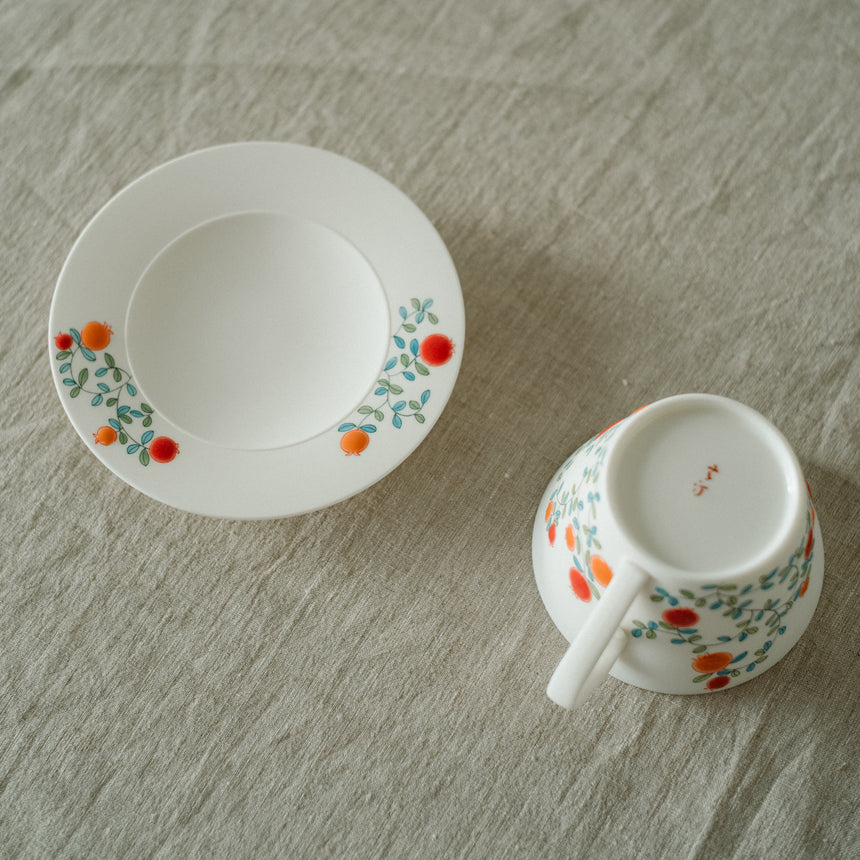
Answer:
340, 428, 370, 456
692, 652, 733, 673
80, 321, 113, 351
565, 524, 576, 551
93, 426, 117, 446
590, 555, 613, 587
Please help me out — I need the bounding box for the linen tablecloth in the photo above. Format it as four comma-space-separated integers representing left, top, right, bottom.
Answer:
2, 1, 858, 857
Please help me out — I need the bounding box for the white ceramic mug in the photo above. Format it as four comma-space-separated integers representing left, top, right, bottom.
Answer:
532, 394, 823, 709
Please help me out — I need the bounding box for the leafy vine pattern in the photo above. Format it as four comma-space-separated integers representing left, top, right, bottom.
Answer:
54, 322, 179, 465
543, 420, 624, 601
542, 408, 817, 693
338, 298, 455, 455
630, 500, 817, 691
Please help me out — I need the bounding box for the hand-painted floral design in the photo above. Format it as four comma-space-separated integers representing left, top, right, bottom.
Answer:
630, 500, 817, 691
544, 419, 626, 602
338, 298, 454, 455
54, 323, 178, 466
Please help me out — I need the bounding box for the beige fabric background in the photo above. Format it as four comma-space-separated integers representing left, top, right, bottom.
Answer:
2, 1, 859, 857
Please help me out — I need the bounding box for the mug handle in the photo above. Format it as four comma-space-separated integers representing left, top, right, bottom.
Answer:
546, 560, 651, 709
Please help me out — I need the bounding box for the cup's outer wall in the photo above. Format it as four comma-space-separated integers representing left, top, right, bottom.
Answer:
533, 406, 823, 696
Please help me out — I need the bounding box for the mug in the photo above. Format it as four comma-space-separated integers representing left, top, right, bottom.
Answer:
532, 394, 823, 709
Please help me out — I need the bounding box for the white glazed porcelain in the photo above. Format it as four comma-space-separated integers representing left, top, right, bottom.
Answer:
49, 143, 464, 518
532, 394, 823, 709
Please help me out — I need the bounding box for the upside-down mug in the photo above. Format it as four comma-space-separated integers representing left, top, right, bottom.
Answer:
532, 394, 823, 709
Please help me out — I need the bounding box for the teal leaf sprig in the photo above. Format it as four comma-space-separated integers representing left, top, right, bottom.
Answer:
338, 298, 454, 455
54, 322, 179, 465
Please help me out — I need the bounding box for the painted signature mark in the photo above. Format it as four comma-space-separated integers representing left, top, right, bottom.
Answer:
693, 464, 719, 497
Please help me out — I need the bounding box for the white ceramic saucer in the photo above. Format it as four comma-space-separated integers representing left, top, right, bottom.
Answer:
49, 143, 464, 518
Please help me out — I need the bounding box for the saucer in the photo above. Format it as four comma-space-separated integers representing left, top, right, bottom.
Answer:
49, 143, 464, 518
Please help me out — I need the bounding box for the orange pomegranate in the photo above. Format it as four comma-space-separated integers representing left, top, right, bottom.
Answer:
340, 428, 370, 456
93, 426, 117, 446
589, 555, 613, 587
692, 652, 733, 674
565, 524, 575, 551
80, 321, 113, 351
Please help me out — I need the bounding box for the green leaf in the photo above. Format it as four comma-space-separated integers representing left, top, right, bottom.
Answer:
427, 312, 438, 324
358, 406, 373, 415
106, 397, 118, 407
692, 674, 712, 683
118, 431, 128, 444
113, 368, 122, 383
389, 384, 403, 395
415, 362, 429, 376
139, 449, 150, 466
400, 354, 410, 366
632, 620, 646, 629
695, 598, 706, 607
645, 629, 656, 639
414, 412, 425, 423
374, 410, 384, 421
402, 323, 416, 333
692, 645, 707, 653
409, 400, 421, 410
69, 386, 81, 398
688, 635, 702, 643
649, 595, 664, 602
142, 416, 152, 427
411, 298, 421, 310
140, 403, 153, 413
56, 350, 71, 360
680, 589, 695, 599
658, 621, 674, 630
77, 368, 88, 386
104, 352, 115, 368
119, 413, 133, 425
